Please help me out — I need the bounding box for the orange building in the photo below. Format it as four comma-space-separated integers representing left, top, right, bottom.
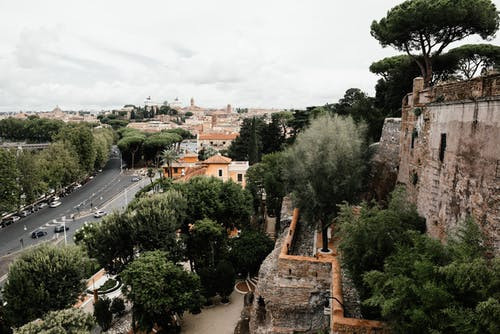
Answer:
165, 154, 248, 187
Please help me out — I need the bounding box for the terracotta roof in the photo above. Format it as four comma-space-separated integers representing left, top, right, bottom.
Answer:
180, 166, 208, 181
202, 154, 232, 164
198, 133, 238, 140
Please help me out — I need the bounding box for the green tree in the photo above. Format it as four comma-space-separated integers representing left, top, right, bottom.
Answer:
0, 149, 20, 213
285, 115, 367, 252
144, 132, 182, 167
14, 308, 95, 334
371, 0, 499, 86
121, 251, 203, 332
198, 147, 217, 161
110, 297, 126, 316
364, 218, 499, 333
75, 213, 135, 273
3, 245, 88, 327
215, 260, 236, 303
55, 124, 96, 172
16, 150, 46, 205
229, 230, 274, 276
216, 180, 253, 230
117, 134, 145, 169
130, 190, 187, 261
447, 43, 500, 79
337, 186, 426, 315
94, 297, 113, 331
38, 142, 82, 190
188, 218, 227, 271
246, 152, 287, 229
161, 148, 180, 178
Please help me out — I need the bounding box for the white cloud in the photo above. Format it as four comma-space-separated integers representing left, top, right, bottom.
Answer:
0, 0, 498, 112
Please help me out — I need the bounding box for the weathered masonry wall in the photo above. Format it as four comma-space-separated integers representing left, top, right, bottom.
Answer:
398, 74, 500, 253
367, 117, 401, 203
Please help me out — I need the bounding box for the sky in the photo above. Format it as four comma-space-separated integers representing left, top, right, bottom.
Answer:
0, 0, 499, 112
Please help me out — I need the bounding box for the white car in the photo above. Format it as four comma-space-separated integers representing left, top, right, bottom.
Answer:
49, 201, 62, 208
38, 202, 48, 209
94, 210, 107, 218
73, 183, 82, 190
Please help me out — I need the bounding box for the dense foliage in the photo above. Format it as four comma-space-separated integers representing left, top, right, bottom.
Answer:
0, 122, 113, 212
121, 251, 203, 333
14, 308, 95, 334
3, 245, 89, 327
229, 229, 274, 276
364, 218, 499, 333
337, 186, 426, 315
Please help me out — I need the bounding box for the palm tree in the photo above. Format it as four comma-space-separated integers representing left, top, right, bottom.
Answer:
161, 148, 180, 179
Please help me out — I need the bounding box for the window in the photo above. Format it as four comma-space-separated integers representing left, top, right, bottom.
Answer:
237, 173, 243, 182
439, 133, 446, 162
173, 167, 178, 173
222, 141, 226, 145
218, 169, 223, 177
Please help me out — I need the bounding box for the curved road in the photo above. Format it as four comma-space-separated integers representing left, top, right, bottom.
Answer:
0, 151, 151, 257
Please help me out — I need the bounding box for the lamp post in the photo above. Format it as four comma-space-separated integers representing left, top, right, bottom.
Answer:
62, 216, 67, 245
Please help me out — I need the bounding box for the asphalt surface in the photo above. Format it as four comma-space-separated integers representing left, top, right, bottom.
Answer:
0, 150, 151, 257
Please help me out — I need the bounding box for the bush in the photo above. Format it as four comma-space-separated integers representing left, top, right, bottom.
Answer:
216, 260, 236, 303
110, 297, 126, 316
94, 297, 113, 331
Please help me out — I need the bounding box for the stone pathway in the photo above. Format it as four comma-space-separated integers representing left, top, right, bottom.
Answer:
181, 290, 244, 334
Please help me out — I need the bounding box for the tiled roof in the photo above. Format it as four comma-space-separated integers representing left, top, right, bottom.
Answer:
202, 154, 232, 164
180, 166, 208, 181
198, 133, 238, 140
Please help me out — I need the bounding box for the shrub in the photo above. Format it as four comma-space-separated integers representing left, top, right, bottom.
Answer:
110, 297, 126, 316
94, 297, 113, 331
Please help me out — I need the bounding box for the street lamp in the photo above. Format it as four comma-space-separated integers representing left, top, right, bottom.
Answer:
62, 216, 67, 245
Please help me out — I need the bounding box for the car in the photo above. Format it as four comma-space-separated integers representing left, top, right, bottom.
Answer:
98, 169, 103, 172
73, 183, 82, 190
52, 196, 60, 202
131, 176, 141, 182
49, 201, 62, 208
19, 210, 31, 217
54, 225, 69, 233
31, 230, 48, 239
38, 202, 48, 209
94, 210, 107, 218
11, 215, 20, 222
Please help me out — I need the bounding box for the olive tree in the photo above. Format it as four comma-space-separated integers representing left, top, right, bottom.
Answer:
371, 0, 499, 86
285, 115, 367, 252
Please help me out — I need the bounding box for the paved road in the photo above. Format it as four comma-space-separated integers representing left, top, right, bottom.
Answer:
0, 151, 151, 256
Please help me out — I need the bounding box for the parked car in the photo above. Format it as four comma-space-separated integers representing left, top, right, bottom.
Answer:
49, 201, 62, 208
10, 215, 20, 222
94, 210, 107, 218
54, 225, 69, 233
73, 183, 82, 190
31, 230, 47, 239
38, 202, 48, 209
19, 210, 31, 217
131, 176, 141, 182
52, 196, 60, 202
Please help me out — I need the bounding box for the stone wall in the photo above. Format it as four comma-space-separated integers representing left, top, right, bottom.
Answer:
398, 74, 500, 253
366, 118, 401, 203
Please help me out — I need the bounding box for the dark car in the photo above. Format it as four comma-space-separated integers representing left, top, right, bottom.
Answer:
54, 225, 69, 233
31, 230, 48, 239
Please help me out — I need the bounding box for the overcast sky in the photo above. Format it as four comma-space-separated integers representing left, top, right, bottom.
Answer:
0, 0, 499, 112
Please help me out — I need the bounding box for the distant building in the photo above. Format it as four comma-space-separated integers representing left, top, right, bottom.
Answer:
197, 132, 238, 151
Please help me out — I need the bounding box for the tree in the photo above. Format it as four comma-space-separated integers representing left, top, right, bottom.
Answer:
285, 115, 367, 252
117, 134, 145, 169
246, 152, 287, 229
75, 213, 135, 273
228, 117, 267, 162
14, 308, 95, 334
121, 251, 203, 332
38, 142, 82, 190
188, 218, 226, 272
0, 149, 20, 213
198, 147, 217, 161
371, 0, 499, 86
447, 43, 500, 79
229, 230, 274, 276
16, 150, 46, 206
94, 297, 113, 331
3, 245, 88, 327
364, 227, 500, 333
216, 180, 253, 230
110, 297, 126, 317
337, 186, 426, 316
144, 132, 182, 167
216, 260, 236, 303
161, 148, 180, 178
55, 124, 96, 172
130, 190, 187, 262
